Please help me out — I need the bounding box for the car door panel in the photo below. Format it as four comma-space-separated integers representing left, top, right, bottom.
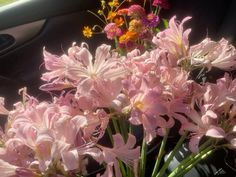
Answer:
0, 19, 46, 53
0, 0, 99, 29
0, 1, 103, 108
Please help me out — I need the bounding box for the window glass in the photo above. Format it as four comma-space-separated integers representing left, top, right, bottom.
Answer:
0, 0, 17, 7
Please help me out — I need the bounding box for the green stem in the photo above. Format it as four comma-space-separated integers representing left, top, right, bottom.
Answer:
118, 160, 127, 177
129, 124, 133, 134
112, 118, 120, 134
114, 37, 119, 49
118, 118, 128, 141
87, 10, 107, 25
107, 124, 114, 145
157, 7, 162, 15
114, 37, 125, 55
179, 145, 212, 173
169, 143, 230, 177
170, 147, 215, 177
125, 163, 134, 177
151, 129, 170, 177
143, 0, 147, 7
115, 0, 128, 12
169, 139, 212, 172
123, 15, 129, 28
19, 87, 27, 109
139, 138, 147, 177
154, 6, 159, 15
112, 118, 129, 177
156, 132, 188, 177
92, 25, 104, 32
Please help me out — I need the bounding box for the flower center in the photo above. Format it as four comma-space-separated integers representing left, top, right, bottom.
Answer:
134, 101, 144, 110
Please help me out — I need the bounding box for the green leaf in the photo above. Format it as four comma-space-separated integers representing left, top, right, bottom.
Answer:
162, 19, 169, 29
155, 28, 161, 33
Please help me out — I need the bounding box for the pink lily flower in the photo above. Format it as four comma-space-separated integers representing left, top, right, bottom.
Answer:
41, 47, 76, 89
67, 44, 127, 108
0, 159, 37, 177
185, 109, 226, 153
152, 16, 192, 66
0, 159, 17, 177
98, 133, 140, 177
128, 79, 171, 142
190, 38, 236, 71
203, 74, 236, 112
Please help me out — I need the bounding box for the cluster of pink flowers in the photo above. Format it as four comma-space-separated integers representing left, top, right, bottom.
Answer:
0, 91, 139, 177
0, 15, 236, 177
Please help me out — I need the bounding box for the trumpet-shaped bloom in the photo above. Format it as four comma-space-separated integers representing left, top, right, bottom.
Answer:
0, 159, 37, 177
0, 159, 17, 177
152, 16, 191, 66
0, 91, 109, 175
181, 74, 236, 152
66, 44, 127, 84
41, 43, 127, 109
68, 44, 127, 108
124, 49, 192, 141
202, 74, 236, 111
128, 79, 171, 142
41, 47, 76, 84
98, 133, 140, 177
185, 109, 225, 153
190, 38, 236, 71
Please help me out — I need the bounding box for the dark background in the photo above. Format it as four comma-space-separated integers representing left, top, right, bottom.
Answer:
163, 0, 236, 45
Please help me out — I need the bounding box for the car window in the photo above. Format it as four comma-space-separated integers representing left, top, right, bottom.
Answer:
0, 0, 17, 7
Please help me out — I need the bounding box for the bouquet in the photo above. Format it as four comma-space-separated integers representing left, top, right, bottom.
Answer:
0, 0, 236, 177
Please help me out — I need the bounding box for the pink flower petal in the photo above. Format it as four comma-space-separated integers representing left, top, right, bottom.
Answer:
189, 134, 203, 153
61, 149, 79, 171
205, 126, 225, 138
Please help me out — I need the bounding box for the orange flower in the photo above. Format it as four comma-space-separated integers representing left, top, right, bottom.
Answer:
114, 17, 124, 27
119, 34, 127, 43
126, 31, 138, 40
117, 8, 129, 16
83, 26, 93, 38
107, 11, 117, 21
119, 31, 138, 43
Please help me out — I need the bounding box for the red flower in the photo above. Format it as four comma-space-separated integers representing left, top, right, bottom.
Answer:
152, 0, 170, 9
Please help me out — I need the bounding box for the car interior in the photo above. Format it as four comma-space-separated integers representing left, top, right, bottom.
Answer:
0, 0, 235, 176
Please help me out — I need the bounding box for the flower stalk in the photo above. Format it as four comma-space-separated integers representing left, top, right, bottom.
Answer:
151, 128, 170, 177
139, 137, 147, 177
156, 132, 188, 177
168, 146, 216, 177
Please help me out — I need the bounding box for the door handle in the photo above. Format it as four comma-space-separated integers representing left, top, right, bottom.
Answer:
0, 34, 15, 51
